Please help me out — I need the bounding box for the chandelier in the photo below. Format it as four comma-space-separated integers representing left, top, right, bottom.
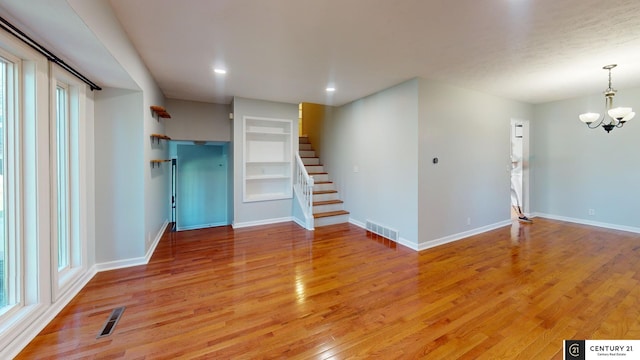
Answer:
579, 64, 634, 133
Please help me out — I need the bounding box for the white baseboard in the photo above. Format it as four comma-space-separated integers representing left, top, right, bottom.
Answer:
145, 220, 169, 262
534, 213, 640, 234
292, 216, 314, 231
354, 218, 512, 252
349, 218, 365, 229
397, 237, 419, 251
232, 216, 292, 229
417, 219, 512, 251
95, 220, 169, 272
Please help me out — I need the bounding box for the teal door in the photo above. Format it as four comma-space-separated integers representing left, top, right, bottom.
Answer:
176, 144, 229, 230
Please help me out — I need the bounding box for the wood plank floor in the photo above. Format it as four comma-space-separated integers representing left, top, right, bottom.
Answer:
17, 219, 640, 359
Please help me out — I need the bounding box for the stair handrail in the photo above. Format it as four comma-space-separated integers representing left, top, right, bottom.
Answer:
294, 153, 314, 229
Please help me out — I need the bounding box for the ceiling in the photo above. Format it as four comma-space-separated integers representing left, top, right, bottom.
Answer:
2, 0, 640, 106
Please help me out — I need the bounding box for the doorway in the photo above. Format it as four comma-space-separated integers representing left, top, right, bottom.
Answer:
510, 119, 530, 219
174, 142, 229, 231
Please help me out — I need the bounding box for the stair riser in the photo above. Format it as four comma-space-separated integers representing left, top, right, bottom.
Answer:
313, 183, 335, 192
305, 165, 325, 173
310, 174, 330, 182
313, 203, 344, 213
299, 150, 315, 157
299, 137, 311, 144
299, 143, 313, 150
313, 192, 339, 202
302, 158, 320, 165
314, 214, 350, 227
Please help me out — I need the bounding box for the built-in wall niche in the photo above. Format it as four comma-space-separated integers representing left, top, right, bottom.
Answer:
243, 116, 293, 202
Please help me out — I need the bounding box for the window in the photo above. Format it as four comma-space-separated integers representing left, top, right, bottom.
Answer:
0, 31, 92, 356
0, 58, 6, 308
55, 83, 70, 271
51, 69, 85, 300
0, 52, 19, 314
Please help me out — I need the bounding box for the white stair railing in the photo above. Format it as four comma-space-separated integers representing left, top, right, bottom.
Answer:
294, 153, 314, 230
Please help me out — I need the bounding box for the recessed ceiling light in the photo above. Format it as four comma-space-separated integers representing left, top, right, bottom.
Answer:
326, 87, 336, 92
214, 68, 227, 74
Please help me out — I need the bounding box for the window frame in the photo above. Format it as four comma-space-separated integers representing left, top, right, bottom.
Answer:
50, 65, 86, 301
0, 49, 22, 318
55, 82, 70, 272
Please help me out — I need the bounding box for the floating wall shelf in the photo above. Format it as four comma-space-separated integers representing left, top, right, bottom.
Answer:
150, 159, 171, 168
150, 133, 171, 144
150, 105, 171, 119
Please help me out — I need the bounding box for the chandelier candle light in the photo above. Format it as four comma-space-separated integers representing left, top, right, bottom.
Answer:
579, 64, 634, 133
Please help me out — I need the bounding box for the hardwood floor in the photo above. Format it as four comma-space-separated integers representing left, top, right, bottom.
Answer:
17, 219, 640, 359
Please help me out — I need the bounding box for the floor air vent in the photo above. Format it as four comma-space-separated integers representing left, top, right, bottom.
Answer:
365, 220, 399, 242
97, 306, 125, 338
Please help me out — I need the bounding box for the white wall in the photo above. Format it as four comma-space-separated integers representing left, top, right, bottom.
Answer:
94, 88, 145, 262
418, 79, 533, 247
322, 79, 420, 247
165, 99, 232, 141
232, 97, 298, 226
69, 0, 169, 262
532, 88, 640, 231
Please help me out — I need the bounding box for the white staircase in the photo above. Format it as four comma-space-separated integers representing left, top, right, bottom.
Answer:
299, 137, 350, 227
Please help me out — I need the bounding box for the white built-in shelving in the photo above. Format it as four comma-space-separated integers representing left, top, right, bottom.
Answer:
243, 116, 293, 202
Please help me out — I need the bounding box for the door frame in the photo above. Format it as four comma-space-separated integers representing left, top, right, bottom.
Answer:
171, 141, 230, 231
510, 118, 531, 217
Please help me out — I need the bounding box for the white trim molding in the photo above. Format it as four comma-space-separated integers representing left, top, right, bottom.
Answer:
534, 213, 640, 234
232, 216, 293, 229
94, 220, 169, 272
417, 220, 512, 252
1, 267, 96, 359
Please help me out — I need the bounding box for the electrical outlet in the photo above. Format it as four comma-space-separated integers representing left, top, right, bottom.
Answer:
588, 209, 595, 216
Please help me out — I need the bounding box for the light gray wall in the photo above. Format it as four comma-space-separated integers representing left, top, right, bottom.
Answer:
72, 0, 169, 259
165, 99, 232, 141
94, 88, 145, 262
85, 92, 96, 267
322, 79, 420, 246
418, 79, 533, 244
532, 88, 640, 230
232, 97, 298, 226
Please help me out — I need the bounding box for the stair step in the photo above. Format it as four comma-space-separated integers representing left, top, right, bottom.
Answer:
301, 157, 321, 165
313, 181, 335, 192
313, 190, 339, 202
309, 173, 329, 182
314, 190, 338, 195
305, 165, 325, 172
313, 199, 344, 213
313, 210, 350, 219
299, 137, 310, 144
313, 200, 343, 206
